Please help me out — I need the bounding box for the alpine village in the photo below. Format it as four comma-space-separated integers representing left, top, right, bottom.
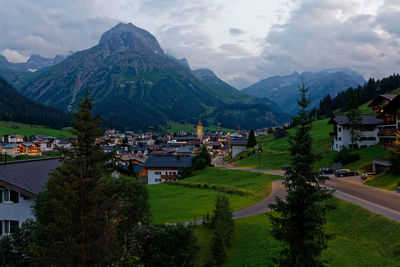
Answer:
1, 2, 400, 266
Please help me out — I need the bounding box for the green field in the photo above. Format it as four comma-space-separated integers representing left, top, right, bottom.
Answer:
365, 173, 400, 191
0, 121, 72, 138
194, 200, 400, 266
147, 168, 280, 223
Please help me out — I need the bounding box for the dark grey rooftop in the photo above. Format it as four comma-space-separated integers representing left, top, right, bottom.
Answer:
328, 115, 382, 125
230, 138, 248, 146
143, 154, 192, 168
0, 158, 61, 198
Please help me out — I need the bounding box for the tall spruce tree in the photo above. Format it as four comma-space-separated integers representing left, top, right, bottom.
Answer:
33, 92, 150, 266
269, 82, 336, 266
346, 88, 362, 149
247, 129, 257, 148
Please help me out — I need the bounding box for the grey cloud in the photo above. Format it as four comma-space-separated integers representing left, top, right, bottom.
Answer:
229, 28, 245, 36
255, 0, 400, 82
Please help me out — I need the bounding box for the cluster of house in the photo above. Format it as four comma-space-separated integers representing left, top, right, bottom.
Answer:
329, 94, 400, 151
0, 120, 253, 235
101, 121, 249, 184
0, 134, 71, 157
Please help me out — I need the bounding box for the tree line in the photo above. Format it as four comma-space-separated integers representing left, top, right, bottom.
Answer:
0, 77, 72, 129
316, 73, 400, 117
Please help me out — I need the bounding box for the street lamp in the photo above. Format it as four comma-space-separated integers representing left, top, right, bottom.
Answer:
258, 145, 262, 173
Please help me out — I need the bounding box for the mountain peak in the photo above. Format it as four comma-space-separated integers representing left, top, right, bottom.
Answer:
99, 22, 164, 55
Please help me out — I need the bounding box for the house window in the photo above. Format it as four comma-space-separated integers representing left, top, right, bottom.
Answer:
338, 137, 342, 141
1, 220, 19, 235
0, 189, 19, 203
338, 127, 342, 132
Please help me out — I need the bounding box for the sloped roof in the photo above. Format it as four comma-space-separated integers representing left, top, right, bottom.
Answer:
368, 94, 398, 107
143, 154, 192, 168
328, 115, 382, 125
175, 146, 199, 153
383, 95, 400, 113
230, 138, 248, 146
0, 158, 61, 198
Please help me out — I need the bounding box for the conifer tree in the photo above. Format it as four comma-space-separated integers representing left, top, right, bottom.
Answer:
33, 92, 150, 266
269, 82, 336, 266
247, 129, 257, 148
346, 88, 362, 149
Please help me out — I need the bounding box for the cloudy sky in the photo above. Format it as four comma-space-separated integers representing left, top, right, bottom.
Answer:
1, 0, 400, 88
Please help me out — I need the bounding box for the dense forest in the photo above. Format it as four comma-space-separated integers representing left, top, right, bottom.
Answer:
316, 74, 400, 117
0, 77, 72, 129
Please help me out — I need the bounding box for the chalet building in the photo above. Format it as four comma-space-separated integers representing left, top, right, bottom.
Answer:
143, 154, 192, 184
230, 138, 248, 158
53, 138, 71, 149
2, 134, 24, 143
328, 115, 381, 151
33, 140, 54, 151
0, 158, 61, 235
1, 143, 42, 156
2, 144, 26, 156
368, 94, 400, 149
175, 146, 201, 156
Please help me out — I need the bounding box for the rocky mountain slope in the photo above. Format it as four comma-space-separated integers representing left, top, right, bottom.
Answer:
20, 23, 289, 130
0, 54, 64, 88
242, 69, 366, 114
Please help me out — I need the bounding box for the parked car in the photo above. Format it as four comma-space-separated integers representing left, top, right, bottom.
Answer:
360, 172, 374, 180
319, 168, 334, 175
334, 169, 357, 177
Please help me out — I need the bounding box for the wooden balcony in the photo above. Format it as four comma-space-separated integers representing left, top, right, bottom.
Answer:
161, 175, 177, 180
378, 128, 397, 137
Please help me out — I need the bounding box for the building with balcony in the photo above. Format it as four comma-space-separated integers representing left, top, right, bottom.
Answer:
369, 94, 400, 149
328, 115, 381, 151
143, 154, 192, 184
0, 158, 61, 235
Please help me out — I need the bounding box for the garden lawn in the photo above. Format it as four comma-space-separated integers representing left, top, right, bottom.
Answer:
365, 173, 400, 191
194, 200, 400, 266
182, 168, 281, 196
148, 168, 281, 223
0, 120, 71, 138
148, 183, 259, 224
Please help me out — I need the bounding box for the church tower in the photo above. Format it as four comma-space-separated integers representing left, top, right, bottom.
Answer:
197, 120, 203, 140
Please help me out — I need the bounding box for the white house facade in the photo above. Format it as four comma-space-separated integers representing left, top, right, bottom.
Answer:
143, 154, 192, 184
0, 158, 61, 236
329, 115, 381, 151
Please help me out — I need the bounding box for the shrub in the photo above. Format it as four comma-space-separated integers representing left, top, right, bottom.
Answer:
334, 147, 360, 165
194, 158, 206, 170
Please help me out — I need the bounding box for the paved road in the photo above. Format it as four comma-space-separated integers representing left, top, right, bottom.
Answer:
212, 156, 400, 223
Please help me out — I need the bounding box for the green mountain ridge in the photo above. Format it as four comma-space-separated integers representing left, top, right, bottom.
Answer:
18, 23, 288, 130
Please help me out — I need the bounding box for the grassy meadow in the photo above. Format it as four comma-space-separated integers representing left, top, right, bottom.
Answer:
147, 167, 281, 223
0, 120, 72, 138
193, 200, 400, 266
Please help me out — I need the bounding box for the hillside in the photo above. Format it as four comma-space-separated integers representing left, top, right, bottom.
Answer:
19, 23, 288, 131
234, 118, 389, 172
0, 77, 71, 129
242, 68, 365, 115
0, 120, 71, 138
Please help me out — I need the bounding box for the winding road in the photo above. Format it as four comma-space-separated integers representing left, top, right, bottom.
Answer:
213, 156, 400, 223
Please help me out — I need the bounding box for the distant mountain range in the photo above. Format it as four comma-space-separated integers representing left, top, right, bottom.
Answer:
242, 69, 366, 115
7, 23, 289, 130
0, 54, 64, 89
0, 77, 71, 129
